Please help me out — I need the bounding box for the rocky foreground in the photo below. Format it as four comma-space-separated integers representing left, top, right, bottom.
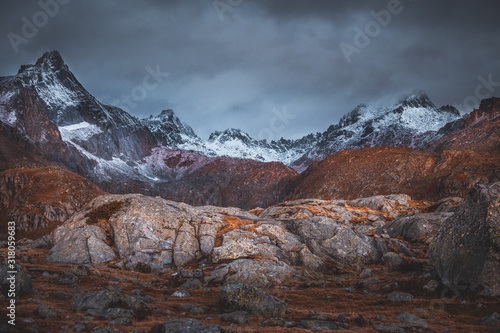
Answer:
1, 183, 500, 332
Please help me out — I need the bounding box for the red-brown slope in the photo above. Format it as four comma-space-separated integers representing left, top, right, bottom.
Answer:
97, 148, 299, 210
0, 166, 105, 239
426, 97, 500, 153
155, 158, 298, 210
286, 147, 499, 201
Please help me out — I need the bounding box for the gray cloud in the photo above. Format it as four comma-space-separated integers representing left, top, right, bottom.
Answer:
0, 0, 499, 139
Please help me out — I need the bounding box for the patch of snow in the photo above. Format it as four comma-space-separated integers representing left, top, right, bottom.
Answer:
32, 72, 78, 108
0, 91, 15, 103
0, 106, 17, 126
139, 146, 215, 180
64, 139, 147, 181
0, 92, 17, 126
400, 107, 457, 132
59, 121, 102, 142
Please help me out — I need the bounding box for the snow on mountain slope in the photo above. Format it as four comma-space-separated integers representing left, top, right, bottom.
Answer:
59, 122, 103, 141
0, 50, 465, 184
291, 91, 462, 171
141, 109, 199, 147
188, 128, 313, 164
142, 113, 317, 165
0, 51, 158, 182
141, 91, 461, 172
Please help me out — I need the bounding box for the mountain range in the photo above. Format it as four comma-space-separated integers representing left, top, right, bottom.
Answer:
0, 51, 498, 212
1, 51, 499, 333
141, 91, 464, 172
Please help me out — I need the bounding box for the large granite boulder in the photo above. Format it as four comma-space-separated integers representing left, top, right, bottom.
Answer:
429, 182, 500, 295
0, 262, 36, 298
71, 286, 151, 319
43, 193, 426, 280
379, 212, 453, 241
205, 259, 304, 288
350, 194, 411, 213
219, 282, 288, 318
45, 194, 228, 269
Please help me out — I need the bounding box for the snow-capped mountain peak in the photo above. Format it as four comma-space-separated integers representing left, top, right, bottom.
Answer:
208, 128, 254, 144
18, 50, 66, 75
141, 90, 463, 172
141, 109, 198, 147
0, 50, 158, 182
399, 89, 435, 109
0, 51, 467, 181
291, 91, 463, 171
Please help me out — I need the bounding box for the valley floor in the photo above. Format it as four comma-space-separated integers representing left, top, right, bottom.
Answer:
2, 246, 499, 332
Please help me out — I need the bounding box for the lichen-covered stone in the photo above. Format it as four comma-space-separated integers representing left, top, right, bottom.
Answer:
0, 262, 36, 298
219, 282, 288, 318
380, 213, 453, 241
72, 286, 151, 320
429, 182, 500, 295
206, 259, 303, 288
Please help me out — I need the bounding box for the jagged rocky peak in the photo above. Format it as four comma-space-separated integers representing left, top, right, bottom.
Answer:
399, 90, 461, 117
18, 50, 66, 74
399, 89, 435, 108
438, 105, 461, 116
144, 109, 196, 136
159, 109, 175, 118
141, 108, 199, 149
146, 109, 176, 121
35, 50, 65, 70
208, 128, 253, 143
339, 103, 368, 127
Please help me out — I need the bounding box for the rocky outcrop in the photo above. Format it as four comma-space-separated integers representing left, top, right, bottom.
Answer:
151, 319, 222, 333
0, 166, 104, 238
45, 194, 223, 267
219, 282, 288, 318
205, 259, 304, 288
350, 194, 411, 215
429, 182, 500, 295
42, 193, 428, 282
379, 212, 453, 241
71, 286, 151, 319
463, 97, 500, 128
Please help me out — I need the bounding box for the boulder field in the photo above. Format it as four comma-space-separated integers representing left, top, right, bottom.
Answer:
0, 184, 498, 332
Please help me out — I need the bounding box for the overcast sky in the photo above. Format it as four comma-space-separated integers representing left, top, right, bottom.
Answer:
1, 0, 499, 140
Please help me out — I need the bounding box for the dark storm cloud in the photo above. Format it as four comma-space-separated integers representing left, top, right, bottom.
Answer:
0, 0, 499, 139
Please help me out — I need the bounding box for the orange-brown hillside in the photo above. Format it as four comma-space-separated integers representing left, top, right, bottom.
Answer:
0, 166, 105, 239
286, 146, 499, 201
